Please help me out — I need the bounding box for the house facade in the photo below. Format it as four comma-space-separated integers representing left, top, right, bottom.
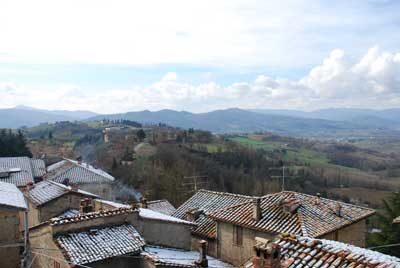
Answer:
172, 190, 254, 257
25, 180, 99, 226
209, 191, 375, 266
0, 182, 27, 268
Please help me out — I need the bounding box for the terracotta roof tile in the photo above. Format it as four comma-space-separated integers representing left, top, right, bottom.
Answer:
209, 191, 375, 238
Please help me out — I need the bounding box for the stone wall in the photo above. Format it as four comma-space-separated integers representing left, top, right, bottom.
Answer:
217, 222, 274, 266
133, 217, 192, 250
321, 220, 367, 247
0, 208, 22, 268
78, 183, 115, 200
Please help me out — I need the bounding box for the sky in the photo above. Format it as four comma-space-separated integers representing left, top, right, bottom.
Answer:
0, 0, 399, 113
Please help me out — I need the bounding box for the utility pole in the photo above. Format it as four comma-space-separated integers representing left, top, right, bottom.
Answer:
182, 175, 208, 193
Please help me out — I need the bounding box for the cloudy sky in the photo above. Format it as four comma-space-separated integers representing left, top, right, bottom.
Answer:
0, 0, 399, 113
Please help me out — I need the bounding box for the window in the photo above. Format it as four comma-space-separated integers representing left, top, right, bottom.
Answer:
53, 260, 61, 268
233, 225, 243, 246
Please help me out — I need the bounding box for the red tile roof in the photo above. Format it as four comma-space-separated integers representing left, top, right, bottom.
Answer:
209, 191, 375, 238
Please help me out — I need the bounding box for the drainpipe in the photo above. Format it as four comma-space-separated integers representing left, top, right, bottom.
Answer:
22, 209, 29, 268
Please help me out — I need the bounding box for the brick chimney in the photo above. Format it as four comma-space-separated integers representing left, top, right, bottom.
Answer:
185, 208, 203, 222
281, 198, 300, 214
253, 197, 262, 222
194, 240, 208, 268
80, 198, 93, 213
253, 237, 281, 268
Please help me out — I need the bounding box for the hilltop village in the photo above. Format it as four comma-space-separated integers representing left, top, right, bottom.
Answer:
0, 152, 399, 268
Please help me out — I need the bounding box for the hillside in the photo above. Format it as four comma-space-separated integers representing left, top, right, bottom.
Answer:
89, 108, 389, 137
0, 106, 98, 128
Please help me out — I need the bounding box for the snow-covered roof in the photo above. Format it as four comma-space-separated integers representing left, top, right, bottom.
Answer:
46, 159, 115, 184
244, 234, 400, 268
139, 208, 195, 226
143, 246, 235, 268
56, 209, 80, 218
147, 199, 176, 216
0, 181, 27, 210
95, 199, 131, 208
26, 180, 99, 206
0, 157, 45, 186
55, 224, 145, 265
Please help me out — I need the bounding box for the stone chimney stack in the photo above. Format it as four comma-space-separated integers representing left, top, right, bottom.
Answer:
281, 198, 300, 214
80, 198, 93, 214
194, 240, 208, 268
335, 203, 342, 217
253, 237, 281, 268
253, 197, 262, 222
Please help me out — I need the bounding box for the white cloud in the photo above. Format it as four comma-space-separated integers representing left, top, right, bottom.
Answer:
1, 47, 400, 113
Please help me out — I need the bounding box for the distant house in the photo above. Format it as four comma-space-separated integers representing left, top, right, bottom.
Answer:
0, 157, 46, 188
243, 235, 400, 268
208, 191, 375, 266
0, 182, 27, 268
25, 180, 98, 226
45, 158, 116, 199
172, 189, 253, 257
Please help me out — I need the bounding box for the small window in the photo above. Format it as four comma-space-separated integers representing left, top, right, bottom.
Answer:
233, 225, 243, 246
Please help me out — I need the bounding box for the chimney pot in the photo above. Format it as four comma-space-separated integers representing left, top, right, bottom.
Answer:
194, 240, 208, 268
253, 198, 262, 222
80, 198, 93, 213
140, 197, 148, 208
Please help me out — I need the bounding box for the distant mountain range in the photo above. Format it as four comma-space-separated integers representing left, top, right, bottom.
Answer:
0, 106, 98, 128
1, 106, 399, 137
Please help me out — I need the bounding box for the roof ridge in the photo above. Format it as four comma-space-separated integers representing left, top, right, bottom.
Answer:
198, 189, 255, 199
208, 199, 255, 217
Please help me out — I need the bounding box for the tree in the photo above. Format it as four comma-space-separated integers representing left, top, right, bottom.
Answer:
0, 129, 32, 157
137, 129, 146, 141
367, 192, 400, 257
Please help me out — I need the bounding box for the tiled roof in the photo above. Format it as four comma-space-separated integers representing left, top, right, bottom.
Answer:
0, 157, 34, 186
49, 207, 137, 226
244, 235, 400, 268
139, 208, 195, 226
30, 159, 46, 178
46, 159, 115, 184
209, 191, 375, 238
172, 190, 253, 239
143, 246, 235, 268
26, 180, 99, 207
394, 216, 400, 224
0, 157, 46, 186
0, 181, 27, 210
148, 199, 176, 215
57, 209, 80, 218
55, 224, 145, 265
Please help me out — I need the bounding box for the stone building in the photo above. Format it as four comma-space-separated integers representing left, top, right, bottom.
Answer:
208, 191, 375, 266
28, 207, 227, 268
45, 158, 116, 199
172, 190, 254, 257
0, 157, 46, 188
243, 234, 400, 268
25, 180, 99, 226
0, 182, 27, 268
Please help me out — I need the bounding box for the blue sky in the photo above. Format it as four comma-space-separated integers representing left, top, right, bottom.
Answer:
0, 0, 399, 113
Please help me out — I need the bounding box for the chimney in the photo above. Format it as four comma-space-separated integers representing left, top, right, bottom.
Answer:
70, 183, 78, 192
194, 240, 208, 268
253, 198, 262, 222
253, 237, 281, 268
80, 198, 93, 213
185, 209, 203, 222
334, 203, 342, 217
281, 198, 300, 214
315, 193, 321, 205
26, 182, 35, 191
140, 197, 148, 208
